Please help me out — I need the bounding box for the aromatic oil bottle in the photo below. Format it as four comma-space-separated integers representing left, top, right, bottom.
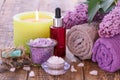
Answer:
50, 7, 66, 57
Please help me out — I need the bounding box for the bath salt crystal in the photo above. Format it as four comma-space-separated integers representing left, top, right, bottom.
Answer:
71, 59, 77, 62
29, 38, 55, 47
47, 56, 65, 64
29, 71, 35, 77
10, 67, 16, 72
89, 70, 98, 76
28, 38, 57, 64
77, 63, 84, 67
23, 66, 31, 71
71, 65, 77, 72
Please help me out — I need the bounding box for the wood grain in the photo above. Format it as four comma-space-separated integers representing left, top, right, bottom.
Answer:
83, 60, 120, 80
28, 62, 84, 80
0, 0, 5, 11
0, 70, 27, 80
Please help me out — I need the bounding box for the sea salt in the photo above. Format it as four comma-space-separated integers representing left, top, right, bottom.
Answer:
23, 66, 31, 71
71, 65, 77, 72
71, 59, 77, 62
29, 38, 55, 47
47, 56, 65, 64
10, 67, 16, 72
89, 70, 98, 76
29, 71, 35, 77
77, 63, 84, 67
28, 38, 57, 64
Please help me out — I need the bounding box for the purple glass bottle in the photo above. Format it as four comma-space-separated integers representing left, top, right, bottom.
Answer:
50, 8, 66, 57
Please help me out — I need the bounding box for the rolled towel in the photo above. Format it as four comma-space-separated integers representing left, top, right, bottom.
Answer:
92, 35, 120, 72
67, 23, 98, 60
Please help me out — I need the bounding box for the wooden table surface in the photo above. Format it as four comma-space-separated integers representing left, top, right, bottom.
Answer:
0, 0, 120, 80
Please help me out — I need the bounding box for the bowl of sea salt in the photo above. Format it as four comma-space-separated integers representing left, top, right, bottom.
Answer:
41, 56, 70, 75
47, 56, 65, 69
28, 38, 57, 64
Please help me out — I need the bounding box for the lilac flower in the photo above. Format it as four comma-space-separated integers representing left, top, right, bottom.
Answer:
99, 6, 120, 38
63, 3, 105, 29
63, 4, 88, 29
117, 0, 120, 7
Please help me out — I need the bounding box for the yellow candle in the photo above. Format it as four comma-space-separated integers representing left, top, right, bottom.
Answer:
13, 11, 53, 53
23, 18, 50, 22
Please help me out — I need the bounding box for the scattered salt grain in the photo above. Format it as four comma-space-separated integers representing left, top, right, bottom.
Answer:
77, 63, 84, 67
23, 66, 31, 71
71, 59, 77, 62
71, 65, 77, 72
29, 71, 35, 77
10, 67, 16, 72
89, 70, 98, 76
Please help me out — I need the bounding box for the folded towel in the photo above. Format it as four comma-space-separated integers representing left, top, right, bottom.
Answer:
92, 35, 120, 72
67, 23, 98, 60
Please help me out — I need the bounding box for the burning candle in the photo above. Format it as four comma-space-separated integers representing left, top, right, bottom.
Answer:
13, 11, 53, 53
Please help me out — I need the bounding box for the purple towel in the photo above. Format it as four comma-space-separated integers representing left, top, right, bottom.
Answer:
92, 35, 120, 72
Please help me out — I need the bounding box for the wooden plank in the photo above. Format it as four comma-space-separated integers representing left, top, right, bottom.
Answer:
0, 0, 5, 10
0, 0, 42, 47
28, 62, 84, 80
0, 70, 28, 80
27, 67, 39, 80
83, 60, 120, 80
0, 0, 34, 80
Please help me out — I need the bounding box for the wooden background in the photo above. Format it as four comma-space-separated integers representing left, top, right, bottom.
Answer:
0, 0, 120, 80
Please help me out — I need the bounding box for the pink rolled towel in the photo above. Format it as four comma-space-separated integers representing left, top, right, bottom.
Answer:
67, 23, 98, 60
92, 35, 120, 72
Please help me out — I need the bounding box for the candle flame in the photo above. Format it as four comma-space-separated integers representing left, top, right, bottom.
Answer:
35, 10, 39, 21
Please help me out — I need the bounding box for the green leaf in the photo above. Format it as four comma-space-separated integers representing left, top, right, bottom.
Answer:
105, 4, 115, 13
88, 0, 101, 22
101, 0, 115, 12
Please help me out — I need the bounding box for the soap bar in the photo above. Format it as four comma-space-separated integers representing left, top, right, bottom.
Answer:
2, 49, 22, 58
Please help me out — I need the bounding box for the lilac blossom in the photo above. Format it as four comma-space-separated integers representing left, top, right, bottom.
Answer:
63, 3, 105, 29
99, 6, 120, 38
63, 3, 88, 29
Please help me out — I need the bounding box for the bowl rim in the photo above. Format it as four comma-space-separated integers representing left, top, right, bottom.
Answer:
27, 38, 57, 48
